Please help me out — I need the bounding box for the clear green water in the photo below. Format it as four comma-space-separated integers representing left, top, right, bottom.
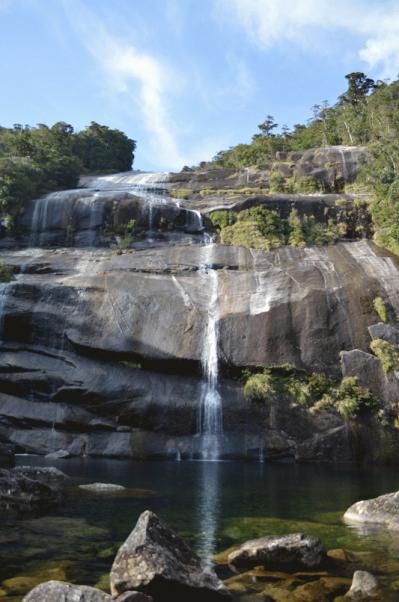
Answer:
1, 457, 399, 600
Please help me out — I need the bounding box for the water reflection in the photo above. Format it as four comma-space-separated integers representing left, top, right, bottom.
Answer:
197, 461, 221, 558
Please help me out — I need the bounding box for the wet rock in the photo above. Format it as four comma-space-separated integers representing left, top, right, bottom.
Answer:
344, 491, 399, 530
79, 482, 126, 493
22, 580, 112, 601
227, 533, 326, 572
12, 465, 68, 486
345, 571, 379, 598
110, 510, 230, 601
115, 593, 153, 602
0, 466, 64, 511
45, 449, 71, 459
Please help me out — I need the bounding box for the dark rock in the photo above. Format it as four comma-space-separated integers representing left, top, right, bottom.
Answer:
227, 533, 326, 572
368, 322, 399, 346
115, 593, 153, 602
341, 349, 399, 406
345, 570, 379, 598
0, 467, 63, 511
22, 580, 112, 601
344, 490, 399, 530
295, 425, 352, 463
110, 510, 230, 601
12, 465, 68, 486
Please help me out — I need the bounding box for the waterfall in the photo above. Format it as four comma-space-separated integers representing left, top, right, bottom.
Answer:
186, 209, 204, 233
86, 171, 170, 237
338, 148, 349, 184
0, 282, 11, 340
198, 240, 223, 461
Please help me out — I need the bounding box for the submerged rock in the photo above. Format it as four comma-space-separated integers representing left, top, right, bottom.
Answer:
227, 533, 326, 572
344, 490, 399, 530
345, 570, 379, 598
79, 482, 126, 492
0, 466, 66, 511
45, 449, 71, 459
22, 580, 112, 601
110, 510, 230, 601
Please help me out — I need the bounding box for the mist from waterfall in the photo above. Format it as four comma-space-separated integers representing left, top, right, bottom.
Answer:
198, 239, 223, 461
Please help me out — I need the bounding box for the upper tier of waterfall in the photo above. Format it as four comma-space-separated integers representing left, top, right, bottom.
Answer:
24, 170, 205, 247
81, 171, 170, 192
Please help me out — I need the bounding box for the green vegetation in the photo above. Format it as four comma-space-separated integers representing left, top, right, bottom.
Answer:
0, 122, 136, 223
370, 339, 399, 374
312, 376, 379, 419
0, 261, 14, 283
243, 366, 378, 420
373, 296, 389, 322
170, 188, 192, 200
243, 365, 333, 408
209, 210, 236, 229
216, 206, 347, 251
195, 72, 399, 259
202, 72, 383, 169
199, 187, 266, 197
116, 218, 137, 249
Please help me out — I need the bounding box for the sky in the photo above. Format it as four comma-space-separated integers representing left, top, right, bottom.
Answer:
1, 0, 399, 171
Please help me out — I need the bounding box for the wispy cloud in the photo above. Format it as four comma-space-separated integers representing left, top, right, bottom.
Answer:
62, 1, 186, 170
216, 0, 399, 79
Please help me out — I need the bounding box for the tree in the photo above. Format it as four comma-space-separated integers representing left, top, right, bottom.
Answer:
257, 115, 278, 137
340, 72, 376, 106
74, 122, 136, 172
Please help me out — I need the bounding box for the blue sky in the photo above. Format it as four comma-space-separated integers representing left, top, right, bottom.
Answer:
1, 0, 399, 170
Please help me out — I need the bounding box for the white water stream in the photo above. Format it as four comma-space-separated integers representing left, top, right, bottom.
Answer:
198, 239, 223, 460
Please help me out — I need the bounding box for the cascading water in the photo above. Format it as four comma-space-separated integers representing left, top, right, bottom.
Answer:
198, 239, 223, 460
0, 282, 11, 340
84, 171, 170, 237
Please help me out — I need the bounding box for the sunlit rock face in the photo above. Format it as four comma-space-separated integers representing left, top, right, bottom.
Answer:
0, 239, 399, 461
168, 145, 367, 193
0, 155, 399, 462
1, 241, 396, 371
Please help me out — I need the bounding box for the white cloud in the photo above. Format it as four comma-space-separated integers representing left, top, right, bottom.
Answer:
63, 1, 186, 170
216, 0, 399, 79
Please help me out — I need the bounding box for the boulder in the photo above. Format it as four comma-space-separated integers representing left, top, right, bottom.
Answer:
110, 510, 230, 601
22, 580, 111, 601
227, 533, 326, 572
0, 467, 63, 510
345, 571, 379, 598
344, 490, 399, 530
12, 465, 68, 486
45, 449, 71, 459
79, 482, 126, 493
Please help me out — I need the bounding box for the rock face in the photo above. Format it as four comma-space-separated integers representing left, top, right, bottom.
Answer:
344, 490, 399, 530
169, 145, 366, 193
22, 580, 112, 601
0, 237, 398, 460
227, 533, 326, 572
0, 158, 399, 462
110, 510, 230, 601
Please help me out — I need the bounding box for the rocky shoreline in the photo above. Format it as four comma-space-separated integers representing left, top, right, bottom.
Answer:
20, 501, 395, 601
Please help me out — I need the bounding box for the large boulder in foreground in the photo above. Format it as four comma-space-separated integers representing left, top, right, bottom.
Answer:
22, 580, 112, 601
344, 490, 399, 530
110, 510, 230, 601
227, 533, 326, 572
